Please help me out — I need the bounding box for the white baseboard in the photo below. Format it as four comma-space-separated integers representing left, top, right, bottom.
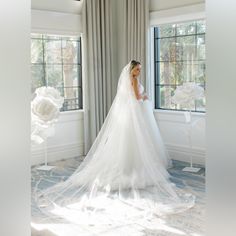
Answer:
166, 143, 205, 166
31, 142, 84, 166
31, 141, 205, 167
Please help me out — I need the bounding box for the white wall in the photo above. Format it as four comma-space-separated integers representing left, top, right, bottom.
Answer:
154, 111, 205, 165
149, 0, 205, 12
31, 9, 82, 35
31, 1, 206, 166
31, 0, 83, 14
31, 111, 84, 166
150, 3, 205, 26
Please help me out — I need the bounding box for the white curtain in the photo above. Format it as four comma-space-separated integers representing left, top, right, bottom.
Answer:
82, 0, 114, 153
123, 0, 149, 89
82, 0, 150, 153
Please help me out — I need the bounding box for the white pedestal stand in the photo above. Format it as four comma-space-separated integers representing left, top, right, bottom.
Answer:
182, 110, 201, 173
37, 137, 55, 171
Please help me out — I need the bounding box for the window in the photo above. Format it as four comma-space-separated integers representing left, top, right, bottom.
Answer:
154, 20, 206, 112
31, 34, 82, 111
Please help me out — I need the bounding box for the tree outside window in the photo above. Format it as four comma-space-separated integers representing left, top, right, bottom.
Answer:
31, 34, 82, 111
154, 20, 206, 112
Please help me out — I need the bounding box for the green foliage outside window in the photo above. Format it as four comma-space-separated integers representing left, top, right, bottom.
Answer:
154, 20, 206, 112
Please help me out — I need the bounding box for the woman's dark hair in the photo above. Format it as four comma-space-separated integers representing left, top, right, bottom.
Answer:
130, 60, 141, 71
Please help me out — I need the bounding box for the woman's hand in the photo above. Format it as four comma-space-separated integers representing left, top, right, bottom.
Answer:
132, 77, 143, 100
142, 94, 149, 100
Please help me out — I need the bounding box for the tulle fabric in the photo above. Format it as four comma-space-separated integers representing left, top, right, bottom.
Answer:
35, 62, 195, 225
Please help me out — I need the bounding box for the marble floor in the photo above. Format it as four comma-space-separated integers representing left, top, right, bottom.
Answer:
31, 157, 205, 236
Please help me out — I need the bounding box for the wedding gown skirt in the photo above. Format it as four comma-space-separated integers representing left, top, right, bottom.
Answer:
36, 80, 195, 225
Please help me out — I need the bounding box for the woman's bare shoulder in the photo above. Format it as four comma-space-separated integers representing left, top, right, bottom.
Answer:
131, 77, 138, 81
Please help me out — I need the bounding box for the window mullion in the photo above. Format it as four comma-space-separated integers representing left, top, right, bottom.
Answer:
154, 20, 206, 113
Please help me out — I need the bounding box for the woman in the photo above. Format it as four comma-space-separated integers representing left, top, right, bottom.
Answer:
130, 61, 148, 101
36, 60, 195, 225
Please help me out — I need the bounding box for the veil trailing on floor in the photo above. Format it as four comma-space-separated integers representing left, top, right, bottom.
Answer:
35, 61, 195, 225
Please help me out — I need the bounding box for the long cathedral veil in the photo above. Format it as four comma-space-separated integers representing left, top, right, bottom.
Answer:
35, 62, 195, 225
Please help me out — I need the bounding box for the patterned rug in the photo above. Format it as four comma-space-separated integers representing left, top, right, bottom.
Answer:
31, 157, 205, 236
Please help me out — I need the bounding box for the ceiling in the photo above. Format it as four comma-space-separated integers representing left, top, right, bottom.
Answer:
31, 0, 204, 14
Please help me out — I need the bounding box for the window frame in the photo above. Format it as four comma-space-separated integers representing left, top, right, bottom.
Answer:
153, 20, 206, 113
31, 33, 83, 112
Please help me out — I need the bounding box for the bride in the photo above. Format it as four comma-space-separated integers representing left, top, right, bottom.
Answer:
36, 60, 195, 225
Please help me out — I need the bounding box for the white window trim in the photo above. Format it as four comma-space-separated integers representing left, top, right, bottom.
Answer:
148, 3, 206, 116
30, 32, 83, 113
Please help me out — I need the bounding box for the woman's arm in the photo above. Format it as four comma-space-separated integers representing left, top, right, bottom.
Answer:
142, 93, 148, 100
132, 77, 143, 100
132, 78, 149, 100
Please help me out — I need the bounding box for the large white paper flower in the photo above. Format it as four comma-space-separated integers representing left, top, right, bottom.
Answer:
31, 86, 64, 145
31, 118, 56, 144
35, 86, 64, 108
31, 118, 49, 144
31, 96, 60, 123
172, 82, 205, 107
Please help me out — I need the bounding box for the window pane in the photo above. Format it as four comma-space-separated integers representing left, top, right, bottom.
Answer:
175, 61, 184, 84
175, 61, 206, 85
195, 62, 206, 84
197, 20, 206, 33
31, 33, 82, 112
176, 62, 196, 84
158, 85, 176, 109
45, 65, 63, 87
31, 39, 43, 63
62, 40, 78, 64
176, 22, 196, 35
63, 87, 79, 101
62, 99, 79, 111
195, 96, 206, 112
159, 24, 176, 37
55, 86, 64, 97
63, 65, 79, 97
31, 65, 45, 93
176, 35, 196, 61
196, 34, 205, 60
62, 89, 79, 111
159, 38, 176, 61
154, 20, 206, 112
159, 62, 175, 84
45, 39, 62, 64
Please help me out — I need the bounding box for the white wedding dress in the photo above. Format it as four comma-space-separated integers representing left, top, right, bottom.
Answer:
36, 62, 195, 226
